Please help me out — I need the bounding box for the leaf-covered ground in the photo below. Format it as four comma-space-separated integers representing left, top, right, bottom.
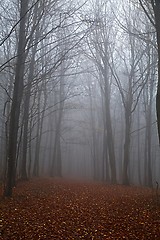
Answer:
0, 178, 160, 239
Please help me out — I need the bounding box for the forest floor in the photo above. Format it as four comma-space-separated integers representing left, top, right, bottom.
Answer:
0, 178, 160, 240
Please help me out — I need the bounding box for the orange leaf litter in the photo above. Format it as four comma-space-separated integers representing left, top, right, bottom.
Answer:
0, 178, 160, 239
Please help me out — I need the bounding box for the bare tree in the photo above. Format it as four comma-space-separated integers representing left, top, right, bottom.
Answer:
4, 0, 29, 197
108, 2, 150, 184
138, 0, 160, 144
83, 1, 117, 183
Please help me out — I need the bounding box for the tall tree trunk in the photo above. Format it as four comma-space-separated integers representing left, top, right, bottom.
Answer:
145, 67, 154, 187
50, 95, 63, 177
102, 130, 109, 182
101, 85, 109, 182
4, 0, 29, 197
50, 114, 62, 177
33, 127, 40, 177
122, 110, 131, 185
88, 84, 97, 180
146, 108, 153, 187
21, 48, 36, 180
152, 1, 160, 144
0, 108, 5, 180
104, 81, 117, 184
28, 119, 32, 178
33, 87, 47, 177
21, 14, 40, 180
56, 133, 62, 177
137, 104, 142, 185
144, 129, 148, 185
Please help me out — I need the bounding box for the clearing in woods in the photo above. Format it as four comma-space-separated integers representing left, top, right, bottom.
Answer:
0, 178, 160, 239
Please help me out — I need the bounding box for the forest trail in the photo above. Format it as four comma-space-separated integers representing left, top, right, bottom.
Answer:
0, 178, 160, 239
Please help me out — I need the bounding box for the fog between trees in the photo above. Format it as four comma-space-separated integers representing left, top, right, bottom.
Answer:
0, 0, 160, 196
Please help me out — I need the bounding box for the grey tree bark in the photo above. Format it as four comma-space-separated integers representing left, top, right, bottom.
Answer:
4, 0, 29, 197
139, 0, 160, 144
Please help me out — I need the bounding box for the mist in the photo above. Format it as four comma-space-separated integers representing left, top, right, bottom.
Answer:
0, 0, 160, 197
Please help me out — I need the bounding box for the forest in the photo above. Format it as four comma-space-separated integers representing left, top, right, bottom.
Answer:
0, 0, 160, 238
1, 0, 159, 193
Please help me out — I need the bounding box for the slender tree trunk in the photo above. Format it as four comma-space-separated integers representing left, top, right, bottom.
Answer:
33, 127, 40, 177
21, 27, 39, 180
56, 133, 62, 177
48, 121, 54, 173
4, 0, 29, 197
101, 85, 110, 182
50, 60, 65, 177
33, 87, 47, 177
144, 129, 148, 185
122, 81, 132, 186
102, 130, 109, 182
50, 118, 61, 177
145, 71, 154, 187
50, 102, 63, 177
104, 82, 117, 184
122, 110, 131, 185
50, 90, 58, 177
21, 55, 34, 180
88, 84, 97, 180
105, 103, 117, 183
28, 119, 32, 178
33, 92, 41, 177
0, 111, 5, 180
137, 104, 142, 185
146, 109, 152, 187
